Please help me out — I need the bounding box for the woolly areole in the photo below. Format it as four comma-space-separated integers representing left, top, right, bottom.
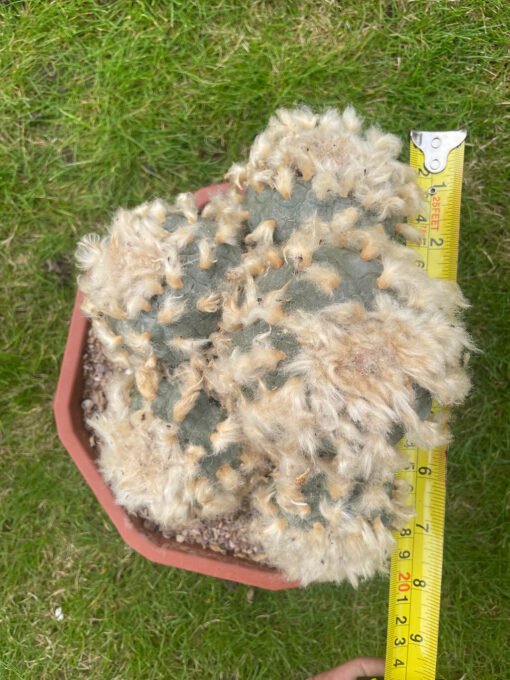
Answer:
76, 107, 472, 585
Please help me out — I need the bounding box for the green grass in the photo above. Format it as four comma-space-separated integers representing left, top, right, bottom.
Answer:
1, 1, 508, 678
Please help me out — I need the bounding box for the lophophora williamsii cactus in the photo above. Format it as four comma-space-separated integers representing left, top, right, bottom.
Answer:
76, 107, 472, 585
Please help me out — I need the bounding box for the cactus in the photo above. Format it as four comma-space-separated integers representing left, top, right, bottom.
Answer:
76, 107, 472, 585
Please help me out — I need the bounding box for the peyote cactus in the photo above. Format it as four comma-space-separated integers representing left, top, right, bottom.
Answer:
76, 107, 472, 585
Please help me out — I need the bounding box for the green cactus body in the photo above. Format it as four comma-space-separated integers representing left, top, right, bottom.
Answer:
244, 180, 399, 241
109, 215, 240, 366
77, 107, 472, 585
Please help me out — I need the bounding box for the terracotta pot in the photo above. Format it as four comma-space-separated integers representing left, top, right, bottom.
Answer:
54, 183, 299, 590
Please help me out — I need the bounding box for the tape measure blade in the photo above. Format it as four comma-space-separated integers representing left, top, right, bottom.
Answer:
385, 131, 466, 680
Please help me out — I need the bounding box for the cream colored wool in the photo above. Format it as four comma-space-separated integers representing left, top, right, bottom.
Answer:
78, 107, 472, 586
93, 372, 257, 526
228, 106, 422, 219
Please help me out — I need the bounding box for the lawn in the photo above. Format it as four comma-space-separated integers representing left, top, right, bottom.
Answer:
0, 1, 508, 678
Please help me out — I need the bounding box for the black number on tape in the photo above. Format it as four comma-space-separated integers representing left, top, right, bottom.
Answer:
410, 633, 423, 643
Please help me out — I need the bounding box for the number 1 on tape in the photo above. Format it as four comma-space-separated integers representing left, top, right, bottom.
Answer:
384, 129, 467, 680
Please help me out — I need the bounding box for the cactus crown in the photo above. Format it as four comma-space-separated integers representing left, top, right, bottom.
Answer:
76, 107, 472, 585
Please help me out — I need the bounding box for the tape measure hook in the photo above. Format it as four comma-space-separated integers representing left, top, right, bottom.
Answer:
410, 129, 467, 173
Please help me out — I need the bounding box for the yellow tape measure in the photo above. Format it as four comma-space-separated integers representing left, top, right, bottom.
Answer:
384, 129, 467, 680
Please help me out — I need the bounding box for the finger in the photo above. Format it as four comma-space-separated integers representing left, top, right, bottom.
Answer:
308, 656, 385, 680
